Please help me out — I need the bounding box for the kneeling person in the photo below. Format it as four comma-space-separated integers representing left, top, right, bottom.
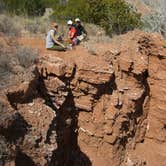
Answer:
46, 22, 66, 51
75, 18, 87, 42
67, 20, 78, 46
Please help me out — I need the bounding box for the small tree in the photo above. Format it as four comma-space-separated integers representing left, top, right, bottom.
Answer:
85, 0, 108, 24
106, 0, 142, 35
1, 0, 45, 16
47, 0, 142, 35
52, 0, 90, 21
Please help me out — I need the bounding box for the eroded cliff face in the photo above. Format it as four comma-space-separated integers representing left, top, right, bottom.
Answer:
0, 30, 166, 166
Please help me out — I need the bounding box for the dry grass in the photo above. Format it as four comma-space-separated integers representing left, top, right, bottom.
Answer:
24, 17, 50, 34
16, 46, 39, 68
0, 14, 21, 36
82, 23, 112, 54
0, 44, 39, 89
0, 14, 51, 37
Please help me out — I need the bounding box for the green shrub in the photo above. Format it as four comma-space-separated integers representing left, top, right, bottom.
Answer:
106, 0, 142, 35
1, 0, 142, 35
51, 0, 90, 21
51, 0, 142, 35
1, 0, 45, 16
0, 1, 6, 13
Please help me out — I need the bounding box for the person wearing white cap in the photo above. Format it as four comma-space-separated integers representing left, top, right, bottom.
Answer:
67, 20, 78, 45
74, 18, 87, 42
46, 22, 66, 51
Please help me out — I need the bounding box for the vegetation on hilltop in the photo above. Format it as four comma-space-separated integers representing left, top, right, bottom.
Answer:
0, 0, 45, 16
0, 0, 142, 35
52, 0, 142, 35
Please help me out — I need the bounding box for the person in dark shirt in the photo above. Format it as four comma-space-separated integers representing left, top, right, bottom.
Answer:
74, 18, 87, 42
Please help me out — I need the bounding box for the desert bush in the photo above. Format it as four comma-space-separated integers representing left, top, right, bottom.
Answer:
141, 0, 166, 38
85, 23, 105, 36
84, 23, 112, 43
82, 23, 112, 55
0, 41, 17, 73
24, 16, 51, 34
0, 14, 21, 36
25, 19, 40, 34
25, 18, 44, 34
0, 45, 39, 89
142, 14, 166, 38
0, 45, 38, 79
0, 53, 13, 73
0, 46, 18, 89
16, 46, 39, 68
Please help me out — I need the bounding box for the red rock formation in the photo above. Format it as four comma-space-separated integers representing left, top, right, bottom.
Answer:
0, 30, 166, 166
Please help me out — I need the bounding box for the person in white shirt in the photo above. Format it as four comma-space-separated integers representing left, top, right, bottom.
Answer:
46, 22, 66, 51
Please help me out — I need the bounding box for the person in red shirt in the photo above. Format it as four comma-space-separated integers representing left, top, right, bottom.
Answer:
67, 20, 78, 46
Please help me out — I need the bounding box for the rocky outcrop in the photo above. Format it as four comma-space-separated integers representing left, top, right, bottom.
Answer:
0, 30, 166, 166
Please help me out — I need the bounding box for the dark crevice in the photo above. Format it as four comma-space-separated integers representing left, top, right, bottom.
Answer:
15, 151, 36, 166
39, 65, 91, 165
35, 136, 42, 148
133, 70, 150, 118
163, 124, 166, 130
46, 89, 91, 166
115, 69, 150, 154
128, 70, 150, 144
128, 62, 134, 73
37, 74, 59, 111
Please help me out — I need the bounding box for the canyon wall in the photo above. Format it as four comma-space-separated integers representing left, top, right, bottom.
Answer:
0, 30, 166, 166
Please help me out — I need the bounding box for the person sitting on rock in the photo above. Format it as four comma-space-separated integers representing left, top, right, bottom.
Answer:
67, 20, 78, 46
74, 18, 87, 42
46, 22, 66, 51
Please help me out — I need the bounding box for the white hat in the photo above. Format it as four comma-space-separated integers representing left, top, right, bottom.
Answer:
67, 20, 73, 25
75, 18, 81, 22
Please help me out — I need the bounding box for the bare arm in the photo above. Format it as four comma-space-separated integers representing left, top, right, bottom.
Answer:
51, 34, 66, 48
68, 31, 75, 39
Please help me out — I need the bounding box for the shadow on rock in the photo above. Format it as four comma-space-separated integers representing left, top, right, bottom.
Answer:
0, 112, 30, 144
15, 151, 36, 166
45, 89, 92, 166
6, 68, 40, 110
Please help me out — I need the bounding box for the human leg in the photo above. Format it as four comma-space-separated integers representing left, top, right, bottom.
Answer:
47, 44, 66, 51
